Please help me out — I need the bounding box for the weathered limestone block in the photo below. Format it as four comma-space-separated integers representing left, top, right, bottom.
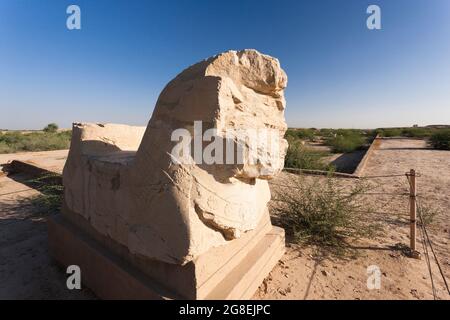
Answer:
63, 49, 288, 266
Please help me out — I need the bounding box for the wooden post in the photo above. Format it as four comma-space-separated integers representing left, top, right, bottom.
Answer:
408, 169, 420, 258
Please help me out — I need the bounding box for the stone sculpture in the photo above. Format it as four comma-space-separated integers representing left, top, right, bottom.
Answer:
50, 49, 288, 299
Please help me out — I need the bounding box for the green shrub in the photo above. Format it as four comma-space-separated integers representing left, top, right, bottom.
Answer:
285, 129, 298, 140
285, 128, 316, 141
376, 128, 403, 137
298, 128, 317, 141
272, 174, 381, 256
335, 129, 364, 136
284, 138, 333, 171
400, 128, 432, 138
326, 133, 366, 153
28, 174, 64, 214
0, 131, 71, 154
0, 141, 14, 153
377, 127, 437, 138
319, 128, 335, 138
429, 130, 450, 150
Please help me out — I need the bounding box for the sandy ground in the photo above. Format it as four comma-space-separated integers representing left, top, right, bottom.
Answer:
1, 139, 449, 300
256, 138, 450, 300
0, 172, 94, 299
0, 149, 88, 299
0, 150, 68, 174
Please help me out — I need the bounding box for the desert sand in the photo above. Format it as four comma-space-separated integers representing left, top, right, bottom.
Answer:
256, 138, 450, 300
0, 138, 449, 299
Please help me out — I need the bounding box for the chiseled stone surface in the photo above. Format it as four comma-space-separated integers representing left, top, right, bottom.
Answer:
63, 49, 288, 265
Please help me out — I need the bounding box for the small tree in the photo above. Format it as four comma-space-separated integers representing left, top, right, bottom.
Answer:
43, 123, 59, 133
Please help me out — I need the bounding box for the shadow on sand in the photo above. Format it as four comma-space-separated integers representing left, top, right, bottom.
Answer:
330, 150, 366, 174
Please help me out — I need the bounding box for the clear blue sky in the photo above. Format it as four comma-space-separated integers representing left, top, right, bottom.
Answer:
1, 0, 449, 130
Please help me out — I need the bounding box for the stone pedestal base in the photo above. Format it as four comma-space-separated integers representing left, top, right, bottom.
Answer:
47, 214, 285, 300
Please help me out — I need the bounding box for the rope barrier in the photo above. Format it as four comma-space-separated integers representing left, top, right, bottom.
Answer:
360, 173, 410, 179
417, 196, 450, 296
274, 170, 448, 298
418, 210, 437, 299
270, 181, 409, 197
405, 174, 450, 298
